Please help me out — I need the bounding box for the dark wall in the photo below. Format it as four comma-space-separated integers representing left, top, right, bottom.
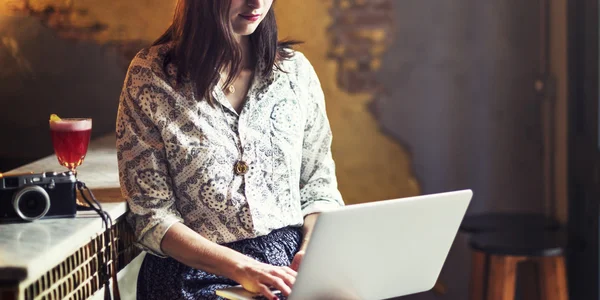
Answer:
373, 1, 544, 299
0, 15, 126, 172
375, 0, 544, 212
568, 0, 600, 298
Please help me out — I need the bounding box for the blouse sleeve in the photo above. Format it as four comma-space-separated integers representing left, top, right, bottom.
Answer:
297, 53, 345, 216
116, 59, 183, 257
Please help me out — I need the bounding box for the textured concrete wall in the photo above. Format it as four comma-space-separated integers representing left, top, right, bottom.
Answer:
276, 1, 420, 205
0, 0, 569, 298
0, 0, 175, 171
1, 0, 174, 43
0, 0, 419, 204
0, 0, 175, 170
0, 15, 125, 168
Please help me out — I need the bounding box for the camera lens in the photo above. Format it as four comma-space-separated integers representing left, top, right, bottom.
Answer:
12, 186, 50, 221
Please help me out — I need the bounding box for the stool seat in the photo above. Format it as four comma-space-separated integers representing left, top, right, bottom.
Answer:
460, 212, 560, 233
469, 229, 567, 257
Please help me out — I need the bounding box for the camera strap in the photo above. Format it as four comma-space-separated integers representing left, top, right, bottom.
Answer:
76, 181, 121, 300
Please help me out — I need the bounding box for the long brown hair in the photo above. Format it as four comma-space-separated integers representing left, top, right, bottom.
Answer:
153, 0, 299, 105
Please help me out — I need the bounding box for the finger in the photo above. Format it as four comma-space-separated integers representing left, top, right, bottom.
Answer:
272, 268, 296, 287
258, 284, 278, 300
290, 258, 300, 271
281, 266, 298, 277
266, 274, 292, 296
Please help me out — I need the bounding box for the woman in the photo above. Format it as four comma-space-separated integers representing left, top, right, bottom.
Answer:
116, 0, 344, 299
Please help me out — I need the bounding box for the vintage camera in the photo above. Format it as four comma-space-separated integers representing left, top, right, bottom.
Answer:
0, 171, 77, 222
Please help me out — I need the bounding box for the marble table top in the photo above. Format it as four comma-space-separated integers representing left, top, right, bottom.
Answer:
0, 134, 128, 285
8, 134, 122, 196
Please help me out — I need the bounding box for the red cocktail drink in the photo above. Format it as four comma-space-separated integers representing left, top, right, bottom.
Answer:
49, 118, 92, 173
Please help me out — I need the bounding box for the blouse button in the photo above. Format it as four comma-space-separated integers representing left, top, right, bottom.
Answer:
234, 160, 249, 175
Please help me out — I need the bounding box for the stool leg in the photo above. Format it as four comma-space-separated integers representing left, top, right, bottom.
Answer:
518, 260, 540, 300
539, 256, 569, 300
470, 251, 487, 300
486, 255, 521, 300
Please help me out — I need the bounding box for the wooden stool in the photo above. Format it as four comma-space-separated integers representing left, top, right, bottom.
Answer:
468, 230, 568, 300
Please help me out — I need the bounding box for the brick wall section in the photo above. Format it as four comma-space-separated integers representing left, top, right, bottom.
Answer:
328, 0, 394, 93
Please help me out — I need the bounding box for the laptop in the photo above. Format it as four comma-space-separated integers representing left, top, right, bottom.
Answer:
216, 190, 473, 300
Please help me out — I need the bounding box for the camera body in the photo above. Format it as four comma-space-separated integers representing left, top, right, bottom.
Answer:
0, 171, 77, 222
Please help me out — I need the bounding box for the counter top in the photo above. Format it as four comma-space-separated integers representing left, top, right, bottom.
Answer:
0, 134, 127, 285
8, 134, 123, 200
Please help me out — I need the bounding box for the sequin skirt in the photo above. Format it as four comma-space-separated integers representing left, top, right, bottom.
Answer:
137, 226, 302, 300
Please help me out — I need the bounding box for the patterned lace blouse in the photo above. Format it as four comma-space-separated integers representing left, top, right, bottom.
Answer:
116, 45, 344, 257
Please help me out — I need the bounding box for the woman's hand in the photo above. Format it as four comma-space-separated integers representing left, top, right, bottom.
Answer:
290, 250, 305, 271
162, 224, 296, 299
290, 213, 319, 272
231, 259, 297, 299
